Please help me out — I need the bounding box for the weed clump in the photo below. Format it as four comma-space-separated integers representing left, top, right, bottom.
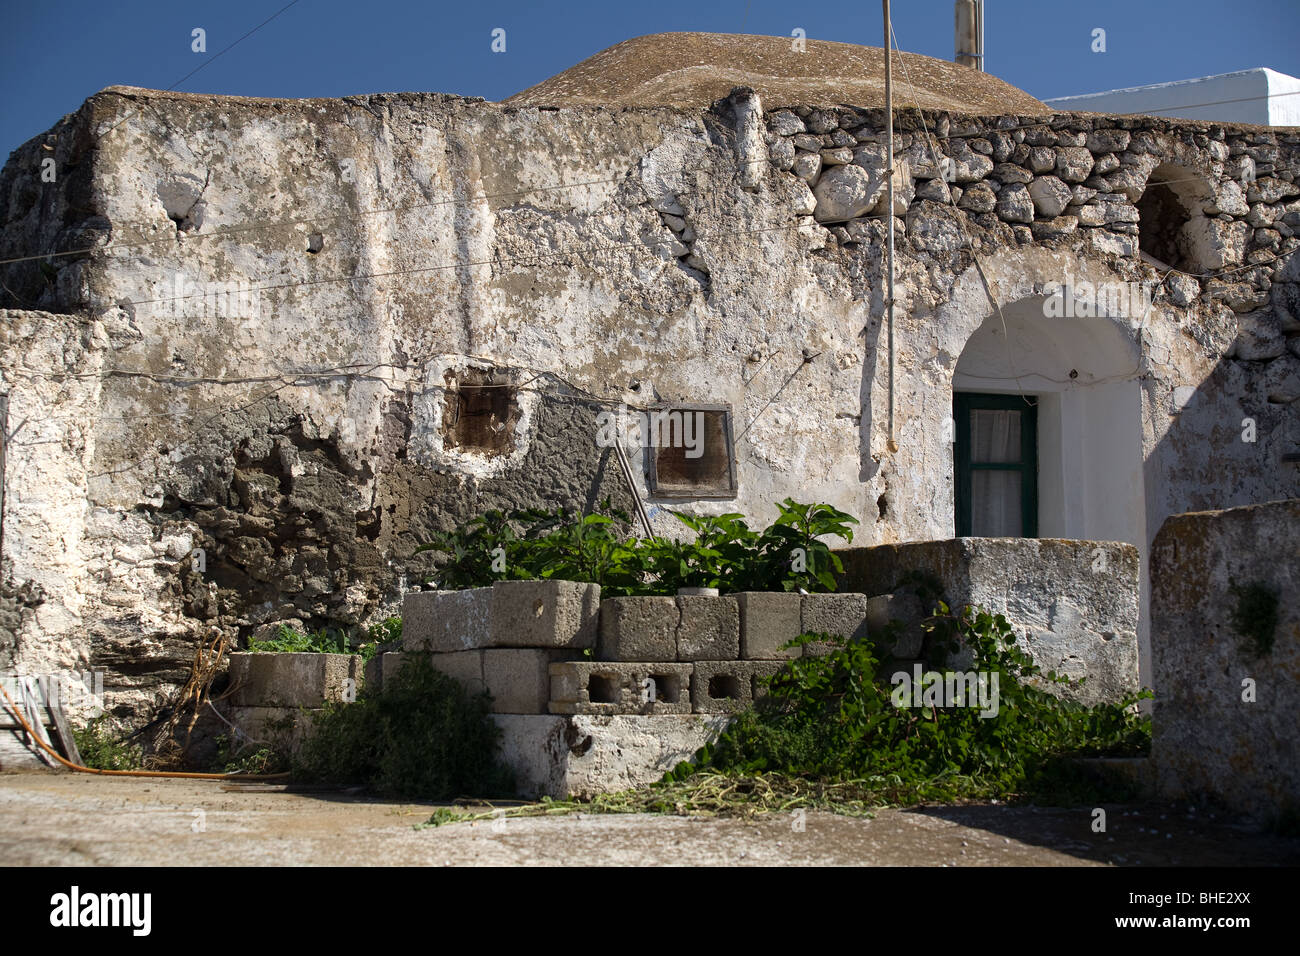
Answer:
295, 654, 514, 800
73, 716, 143, 771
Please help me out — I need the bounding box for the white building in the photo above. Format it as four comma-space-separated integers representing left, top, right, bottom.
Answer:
1044, 67, 1300, 126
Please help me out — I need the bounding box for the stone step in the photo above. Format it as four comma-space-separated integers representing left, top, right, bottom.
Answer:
402, 580, 600, 653
493, 714, 730, 799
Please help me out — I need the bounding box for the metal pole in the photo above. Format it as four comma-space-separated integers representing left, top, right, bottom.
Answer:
612, 437, 654, 539
955, 0, 983, 70
884, 0, 898, 454
978, 0, 985, 73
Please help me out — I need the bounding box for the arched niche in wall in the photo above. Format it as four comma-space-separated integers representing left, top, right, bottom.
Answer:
1136, 163, 1217, 273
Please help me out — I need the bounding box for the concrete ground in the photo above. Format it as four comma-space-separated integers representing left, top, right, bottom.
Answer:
1, 770, 1296, 866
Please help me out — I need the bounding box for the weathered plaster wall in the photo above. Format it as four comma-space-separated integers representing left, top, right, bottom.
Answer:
1, 85, 1297, 731
1150, 498, 1299, 823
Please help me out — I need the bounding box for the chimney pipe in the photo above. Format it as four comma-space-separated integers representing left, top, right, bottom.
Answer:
955, 0, 984, 71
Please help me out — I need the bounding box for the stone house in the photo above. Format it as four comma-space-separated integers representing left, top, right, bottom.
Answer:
0, 33, 1296, 730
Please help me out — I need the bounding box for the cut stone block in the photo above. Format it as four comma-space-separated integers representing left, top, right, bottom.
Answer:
363, 654, 383, 695
402, 588, 489, 652
598, 596, 678, 661
491, 580, 601, 649
492, 714, 731, 799
380, 651, 407, 685
736, 591, 802, 660
691, 660, 784, 714
424, 649, 579, 713
428, 649, 484, 693
402, 580, 600, 652
227, 652, 362, 707
483, 649, 578, 714
750, 660, 791, 703
549, 661, 692, 715
1150, 500, 1300, 822
225, 705, 318, 752
675, 595, 740, 661
800, 593, 870, 648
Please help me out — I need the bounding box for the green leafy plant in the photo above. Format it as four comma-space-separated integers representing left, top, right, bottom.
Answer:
367, 616, 403, 647
214, 737, 289, 775
416, 498, 858, 596
293, 653, 514, 799
73, 716, 143, 771
743, 499, 859, 593
637, 512, 755, 591
666, 600, 1151, 806
248, 622, 391, 663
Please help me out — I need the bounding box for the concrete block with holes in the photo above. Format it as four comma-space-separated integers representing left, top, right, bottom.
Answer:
690, 660, 783, 714
402, 580, 600, 652
800, 592, 870, 651
750, 659, 790, 704
598, 596, 679, 661
675, 595, 740, 660
548, 661, 693, 715
736, 591, 802, 660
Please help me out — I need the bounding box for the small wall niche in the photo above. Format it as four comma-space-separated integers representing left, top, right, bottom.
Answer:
1136, 163, 1214, 273
442, 368, 520, 456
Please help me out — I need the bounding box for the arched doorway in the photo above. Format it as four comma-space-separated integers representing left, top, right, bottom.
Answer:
952, 295, 1146, 549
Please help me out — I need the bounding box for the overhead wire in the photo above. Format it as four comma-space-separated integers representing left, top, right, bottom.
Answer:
90, 0, 305, 145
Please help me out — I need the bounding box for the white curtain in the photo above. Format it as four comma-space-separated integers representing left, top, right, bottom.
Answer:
969, 409, 1022, 536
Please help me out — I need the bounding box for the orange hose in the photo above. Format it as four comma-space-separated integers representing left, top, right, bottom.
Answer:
0, 682, 289, 781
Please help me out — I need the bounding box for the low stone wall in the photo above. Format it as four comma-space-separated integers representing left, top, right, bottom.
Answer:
400, 583, 880, 716
837, 538, 1141, 706
1150, 499, 1300, 823
226, 652, 363, 708
398, 581, 883, 795
221, 652, 364, 756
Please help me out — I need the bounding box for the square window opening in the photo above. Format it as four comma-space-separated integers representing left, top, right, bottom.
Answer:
646, 405, 737, 498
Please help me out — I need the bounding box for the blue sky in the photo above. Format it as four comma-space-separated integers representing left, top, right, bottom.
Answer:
2, 0, 1298, 158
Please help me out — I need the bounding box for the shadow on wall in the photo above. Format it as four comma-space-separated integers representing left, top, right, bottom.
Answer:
1146, 310, 1300, 528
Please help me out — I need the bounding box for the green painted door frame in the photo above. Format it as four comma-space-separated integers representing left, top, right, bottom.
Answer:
954, 392, 1038, 538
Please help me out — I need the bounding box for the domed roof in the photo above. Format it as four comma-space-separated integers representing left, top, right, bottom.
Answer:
505, 32, 1046, 114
